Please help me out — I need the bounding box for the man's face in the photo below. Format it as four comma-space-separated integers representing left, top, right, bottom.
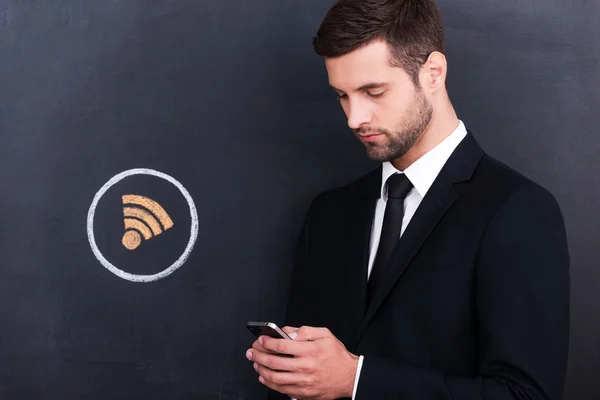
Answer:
325, 40, 433, 162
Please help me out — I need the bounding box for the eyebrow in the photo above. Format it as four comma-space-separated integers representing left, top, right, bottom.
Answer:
329, 82, 390, 93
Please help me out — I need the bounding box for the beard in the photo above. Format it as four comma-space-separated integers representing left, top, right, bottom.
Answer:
354, 89, 433, 162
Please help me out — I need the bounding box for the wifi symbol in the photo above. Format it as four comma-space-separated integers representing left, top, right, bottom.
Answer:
121, 195, 174, 250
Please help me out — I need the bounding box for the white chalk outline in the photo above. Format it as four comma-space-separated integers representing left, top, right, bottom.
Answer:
87, 168, 199, 283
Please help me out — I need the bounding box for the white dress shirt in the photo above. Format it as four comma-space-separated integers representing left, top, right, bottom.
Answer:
350, 120, 468, 399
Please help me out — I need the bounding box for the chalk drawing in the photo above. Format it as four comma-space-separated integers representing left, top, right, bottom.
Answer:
121, 195, 174, 250
87, 168, 198, 283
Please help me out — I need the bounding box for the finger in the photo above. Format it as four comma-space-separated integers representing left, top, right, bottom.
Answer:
260, 335, 310, 356
294, 326, 331, 341
257, 365, 313, 400
251, 350, 303, 372
256, 363, 306, 387
282, 326, 299, 339
247, 342, 275, 363
251, 338, 278, 355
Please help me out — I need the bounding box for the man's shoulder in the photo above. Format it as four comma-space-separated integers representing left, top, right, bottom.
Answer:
477, 154, 532, 186
303, 167, 380, 218
313, 167, 380, 203
473, 153, 560, 212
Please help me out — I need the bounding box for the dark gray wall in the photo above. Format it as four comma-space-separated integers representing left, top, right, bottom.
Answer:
0, 0, 597, 399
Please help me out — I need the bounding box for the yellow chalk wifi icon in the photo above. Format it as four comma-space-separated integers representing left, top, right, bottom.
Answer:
121, 195, 174, 250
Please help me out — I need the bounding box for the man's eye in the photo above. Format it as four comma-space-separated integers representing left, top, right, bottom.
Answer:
336, 93, 348, 100
367, 91, 384, 98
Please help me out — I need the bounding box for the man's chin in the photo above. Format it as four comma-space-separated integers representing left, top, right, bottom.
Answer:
365, 145, 406, 163
365, 148, 394, 163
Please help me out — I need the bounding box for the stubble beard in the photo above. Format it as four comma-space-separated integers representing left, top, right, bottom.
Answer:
356, 90, 433, 162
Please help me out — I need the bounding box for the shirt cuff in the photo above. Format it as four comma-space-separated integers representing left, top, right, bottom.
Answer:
351, 355, 365, 400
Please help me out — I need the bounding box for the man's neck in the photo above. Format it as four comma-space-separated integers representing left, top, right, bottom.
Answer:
391, 109, 459, 171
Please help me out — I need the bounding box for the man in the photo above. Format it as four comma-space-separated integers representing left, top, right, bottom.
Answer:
246, 0, 570, 399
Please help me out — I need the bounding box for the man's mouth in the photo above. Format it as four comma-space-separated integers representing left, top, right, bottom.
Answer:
358, 133, 383, 142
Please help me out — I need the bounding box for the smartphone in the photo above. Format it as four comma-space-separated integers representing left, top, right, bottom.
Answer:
247, 321, 292, 340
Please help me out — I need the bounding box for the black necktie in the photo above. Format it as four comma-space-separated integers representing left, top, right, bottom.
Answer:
367, 173, 413, 306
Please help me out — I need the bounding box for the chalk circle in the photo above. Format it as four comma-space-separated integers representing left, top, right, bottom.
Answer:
87, 168, 199, 283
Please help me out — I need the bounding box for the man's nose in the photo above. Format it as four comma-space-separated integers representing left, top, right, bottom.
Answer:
346, 101, 372, 130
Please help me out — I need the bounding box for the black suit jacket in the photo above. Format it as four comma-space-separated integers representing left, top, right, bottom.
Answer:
268, 132, 570, 400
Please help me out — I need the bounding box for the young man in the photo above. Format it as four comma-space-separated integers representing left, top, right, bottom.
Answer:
246, 1, 570, 399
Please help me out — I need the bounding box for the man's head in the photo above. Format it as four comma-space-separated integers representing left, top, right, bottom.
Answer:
313, 0, 450, 164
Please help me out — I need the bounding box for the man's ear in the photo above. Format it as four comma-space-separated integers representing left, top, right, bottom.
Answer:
420, 51, 447, 93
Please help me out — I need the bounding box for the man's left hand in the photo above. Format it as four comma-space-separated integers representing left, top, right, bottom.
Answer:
246, 326, 359, 400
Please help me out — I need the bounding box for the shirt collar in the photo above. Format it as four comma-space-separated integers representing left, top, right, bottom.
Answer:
380, 120, 468, 201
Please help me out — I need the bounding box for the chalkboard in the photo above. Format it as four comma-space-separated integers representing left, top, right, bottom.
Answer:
0, 0, 598, 399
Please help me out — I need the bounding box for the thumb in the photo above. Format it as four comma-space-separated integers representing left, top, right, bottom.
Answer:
282, 326, 299, 339
294, 326, 331, 342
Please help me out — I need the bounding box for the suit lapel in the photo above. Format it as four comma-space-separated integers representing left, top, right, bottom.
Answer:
355, 132, 484, 342
360, 183, 458, 327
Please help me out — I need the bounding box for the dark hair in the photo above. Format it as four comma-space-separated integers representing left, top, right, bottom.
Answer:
313, 0, 445, 85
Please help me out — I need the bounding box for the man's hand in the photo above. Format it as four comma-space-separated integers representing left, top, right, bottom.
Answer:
245, 326, 359, 400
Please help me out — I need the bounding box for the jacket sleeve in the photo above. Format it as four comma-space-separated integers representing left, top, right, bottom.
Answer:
266, 194, 323, 400
355, 184, 570, 400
